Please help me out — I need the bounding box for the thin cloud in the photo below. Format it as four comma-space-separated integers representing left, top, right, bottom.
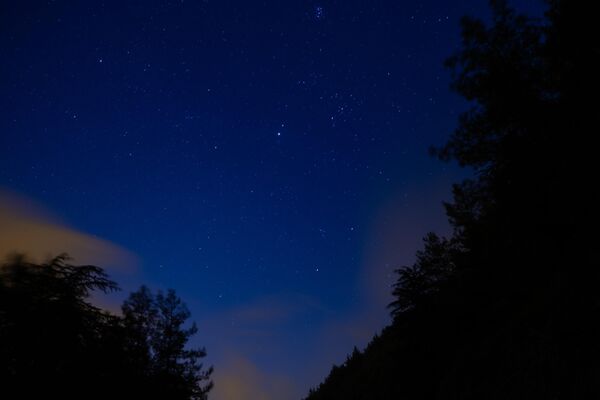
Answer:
211, 354, 298, 400
0, 188, 137, 271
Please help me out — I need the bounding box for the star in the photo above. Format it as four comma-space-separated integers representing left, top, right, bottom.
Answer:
314, 6, 324, 20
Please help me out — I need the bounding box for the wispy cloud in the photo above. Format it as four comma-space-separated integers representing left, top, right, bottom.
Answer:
201, 179, 454, 398
211, 354, 298, 400
0, 180, 452, 399
0, 188, 137, 270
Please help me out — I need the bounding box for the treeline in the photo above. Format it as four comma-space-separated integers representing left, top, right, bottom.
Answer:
0, 254, 212, 399
306, 1, 600, 398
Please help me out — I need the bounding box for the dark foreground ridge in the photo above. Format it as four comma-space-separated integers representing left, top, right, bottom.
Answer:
306, 1, 600, 398
0, 254, 213, 399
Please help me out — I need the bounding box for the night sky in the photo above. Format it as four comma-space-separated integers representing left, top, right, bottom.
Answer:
0, 1, 541, 398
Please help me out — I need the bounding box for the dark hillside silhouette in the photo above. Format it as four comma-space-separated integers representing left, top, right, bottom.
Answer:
0, 254, 212, 399
306, 1, 600, 398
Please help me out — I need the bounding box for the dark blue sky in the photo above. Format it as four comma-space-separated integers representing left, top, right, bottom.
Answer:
0, 1, 543, 398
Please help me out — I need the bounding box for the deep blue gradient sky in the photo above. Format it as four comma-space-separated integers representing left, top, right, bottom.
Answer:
0, 1, 543, 398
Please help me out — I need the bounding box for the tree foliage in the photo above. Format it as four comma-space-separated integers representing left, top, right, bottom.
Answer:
389, 233, 458, 316
0, 254, 212, 399
122, 286, 213, 399
307, 1, 600, 398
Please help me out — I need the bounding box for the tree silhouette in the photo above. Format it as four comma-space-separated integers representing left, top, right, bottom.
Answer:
389, 233, 458, 316
0, 254, 121, 396
123, 286, 213, 399
307, 1, 600, 398
0, 254, 212, 399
